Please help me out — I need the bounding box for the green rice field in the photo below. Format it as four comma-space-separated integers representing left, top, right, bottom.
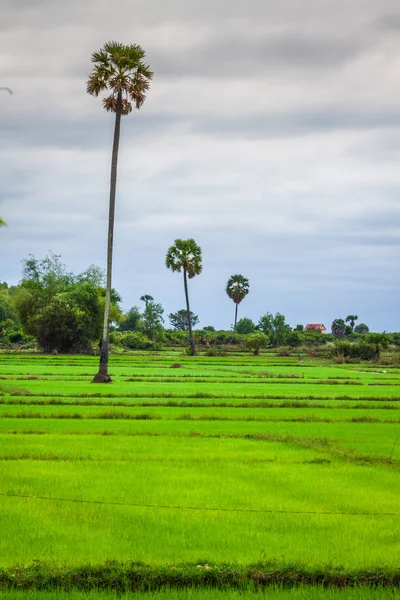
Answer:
0, 353, 399, 594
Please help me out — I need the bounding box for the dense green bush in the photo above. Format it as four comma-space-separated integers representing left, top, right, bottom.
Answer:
115, 332, 162, 351
236, 317, 256, 334
333, 341, 379, 361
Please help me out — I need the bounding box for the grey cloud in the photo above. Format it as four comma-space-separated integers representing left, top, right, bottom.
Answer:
151, 33, 365, 79
190, 106, 400, 140
0, 112, 178, 150
374, 12, 400, 30
3, 102, 400, 153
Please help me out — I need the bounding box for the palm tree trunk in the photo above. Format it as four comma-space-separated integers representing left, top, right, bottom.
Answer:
183, 268, 196, 356
230, 303, 238, 343
92, 92, 122, 383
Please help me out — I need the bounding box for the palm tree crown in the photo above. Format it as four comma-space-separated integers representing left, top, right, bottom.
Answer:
87, 41, 153, 115
165, 239, 202, 278
226, 274, 249, 305
0, 218, 6, 227
226, 274, 249, 341
345, 315, 358, 331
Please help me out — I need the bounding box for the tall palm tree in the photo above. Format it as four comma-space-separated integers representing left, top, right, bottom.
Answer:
226, 274, 249, 341
345, 315, 358, 332
165, 239, 202, 356
87, 41, 153, 383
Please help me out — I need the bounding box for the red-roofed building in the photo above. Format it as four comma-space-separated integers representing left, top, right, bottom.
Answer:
304, 324, 327, 334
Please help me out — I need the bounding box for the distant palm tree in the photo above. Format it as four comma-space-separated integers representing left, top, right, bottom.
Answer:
87, 41, 153, 383
165, 239, 202, 356
332, 318, 346, 339
226, 274, 249, 341
0, 218, 6, 227
140, 294, 154, 307
345, 315, 358, 332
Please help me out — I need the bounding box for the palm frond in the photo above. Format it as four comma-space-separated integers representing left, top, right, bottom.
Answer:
103, 96, 118, 112
91, 49, 110, 65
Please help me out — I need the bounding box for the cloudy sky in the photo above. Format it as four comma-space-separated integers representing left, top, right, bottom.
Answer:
1, 0, 400, 331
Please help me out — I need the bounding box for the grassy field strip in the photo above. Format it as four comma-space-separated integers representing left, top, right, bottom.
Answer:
0, 455, 399, 566
2, 397, 399, 410
0, 361, 399, 378
0, 416, 397, 441
2, 380, 400, 399
0, 419, 399, 460
0, 434, 330, 462
2, 589, 400, 600
1, 365, 400, 381
3, 377, 400, 389
0, 404, 399, 423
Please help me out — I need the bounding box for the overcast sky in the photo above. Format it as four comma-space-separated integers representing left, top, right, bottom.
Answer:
1, 0, 399, 331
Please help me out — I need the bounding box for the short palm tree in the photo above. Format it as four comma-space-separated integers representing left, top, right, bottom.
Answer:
87, 41, 153, 383
165, 239, 202, 356
345, 315, 358, 332
226, 274, 249, 341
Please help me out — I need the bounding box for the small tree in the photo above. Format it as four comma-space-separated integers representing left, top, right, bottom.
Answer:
246, 332, 268, 355
119, 306, 143, 332
169, 309, 200, 331
258, 312, 291, 346
165, 239, 202, 355
236, 317, 256, 334
142, 299, 164, 340
332, 318, 346, 339
226, 275, 249, 341
354, 323, 369, 334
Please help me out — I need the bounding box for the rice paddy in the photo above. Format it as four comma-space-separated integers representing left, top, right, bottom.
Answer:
0, 352, 399, 596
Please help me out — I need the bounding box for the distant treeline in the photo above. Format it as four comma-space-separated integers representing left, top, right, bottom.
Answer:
1, 254, 399, 361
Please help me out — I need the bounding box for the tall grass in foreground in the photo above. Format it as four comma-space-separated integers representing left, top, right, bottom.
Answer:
1, 586, 400, 598
1, 562, 400, 591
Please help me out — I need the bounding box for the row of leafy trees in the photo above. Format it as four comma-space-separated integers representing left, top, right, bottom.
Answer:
4, 252, 400, 360
0, 255, 121, 353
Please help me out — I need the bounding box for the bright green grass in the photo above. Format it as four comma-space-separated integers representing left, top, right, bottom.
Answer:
2, 397, 399, 411
0, 418, 399, 459
0, 353, 399, 575
2, 589, 400, 599
0, 403, 399, 422
0, 435, 399, 566
2, 375, 400, 399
